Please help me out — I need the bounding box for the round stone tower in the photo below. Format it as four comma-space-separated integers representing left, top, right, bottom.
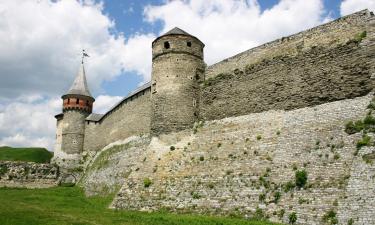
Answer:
60, 61, 94, 157
151, 27, 205, 135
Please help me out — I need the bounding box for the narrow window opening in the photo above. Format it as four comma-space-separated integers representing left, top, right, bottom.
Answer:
76, 99, 79, 104
67, 98, 70, 104
164, 41, 170, 49
86, 100, 89, 106
187, 41, 191, 47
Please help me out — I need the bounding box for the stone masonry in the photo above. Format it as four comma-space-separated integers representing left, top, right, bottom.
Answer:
50, 9, 375, 225
0, 161, 58, 188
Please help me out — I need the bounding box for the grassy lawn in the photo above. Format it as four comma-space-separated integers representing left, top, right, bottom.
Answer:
0, 186, 281, 225
0, 146, 53, 163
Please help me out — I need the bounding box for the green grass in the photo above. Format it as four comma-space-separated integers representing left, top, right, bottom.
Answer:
0, 187, 282, 225
0, 146, 53, 163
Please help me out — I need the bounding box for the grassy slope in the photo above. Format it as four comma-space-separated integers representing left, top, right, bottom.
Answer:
0, 146, 53, 163
0, 187, 282, 225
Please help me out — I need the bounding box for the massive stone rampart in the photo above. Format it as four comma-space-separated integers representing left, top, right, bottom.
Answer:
0, 161, 58, 188
83, 88, 151, 154
200, 9, 375, 121
110, 93, 375, 225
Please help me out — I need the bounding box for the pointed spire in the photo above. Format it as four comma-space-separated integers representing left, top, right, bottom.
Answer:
64, 59, 93, 98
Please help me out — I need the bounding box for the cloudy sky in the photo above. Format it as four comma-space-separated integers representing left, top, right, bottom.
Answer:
0, 0, 374, 150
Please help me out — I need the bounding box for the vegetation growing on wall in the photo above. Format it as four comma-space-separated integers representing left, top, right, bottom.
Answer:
295, 170, 308, 188
89, 143, 130, 170
345, 98, 375, 156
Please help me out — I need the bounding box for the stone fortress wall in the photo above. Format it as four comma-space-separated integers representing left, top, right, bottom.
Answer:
200, 9, 375, 121
83, 85, 151, 154
110, 93, 375, 225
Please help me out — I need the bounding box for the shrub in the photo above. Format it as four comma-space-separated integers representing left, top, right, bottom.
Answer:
364, 114, 375, 125
254, 207, 266, 220
295, 170, 308, 188
170, 146, 175, 151
334, 153, 340, 160
191, 192, 201, 199
274, 191, 281, 203
143, 178, 152, 188
283, 181, 296, 192
368, 101, 375, 110
276, 131, 281, 135
356, 135, 371, 149
353, 31, 367, 43
345, 121, 364, 134
362, 153, 374, 164
256, 135, 262, 140
199, 156, 204, 161
277, 209, 285, 219
288, 212, 297, 224
323, 210, 338, 225
259, 193, 266, 202
348, 218, 354, 225
217, 143, 222, 148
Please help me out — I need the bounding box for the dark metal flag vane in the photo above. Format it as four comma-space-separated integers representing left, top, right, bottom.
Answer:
81, 49, 90, 64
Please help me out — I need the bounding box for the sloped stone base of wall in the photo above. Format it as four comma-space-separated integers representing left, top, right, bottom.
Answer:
108, 94, 375, 225
0, 161, 58, 188
79, 135, 150, 196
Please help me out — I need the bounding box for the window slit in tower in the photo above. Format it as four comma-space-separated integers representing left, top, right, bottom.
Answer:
164, 41, 170, 49
76, 99, 79, 104
187, 41, 191, 47
67, 99, 70, 104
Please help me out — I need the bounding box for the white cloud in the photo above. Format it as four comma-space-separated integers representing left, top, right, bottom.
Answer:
340, 0, 375, 16
122, 33, 155, 82
0, 0, 127, 99
0, 96, 60, 150
93, 95, 123, 114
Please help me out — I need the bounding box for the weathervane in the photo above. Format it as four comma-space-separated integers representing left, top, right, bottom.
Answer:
81, 49, 89, 64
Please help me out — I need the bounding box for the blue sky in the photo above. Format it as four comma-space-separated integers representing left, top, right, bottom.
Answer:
0, 0, 374, 149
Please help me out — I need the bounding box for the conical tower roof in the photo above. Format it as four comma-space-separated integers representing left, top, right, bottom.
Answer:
162, 27, 192, 36
63, 62, 93, 99
152, 27, 204, 45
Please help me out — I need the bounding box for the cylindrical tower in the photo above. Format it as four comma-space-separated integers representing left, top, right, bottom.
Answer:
60, 62, 94, 155
150, 27, 205, 135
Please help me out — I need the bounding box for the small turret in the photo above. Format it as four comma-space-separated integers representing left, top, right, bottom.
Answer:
53, 54, 94, 173
150, 27, 205, 135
